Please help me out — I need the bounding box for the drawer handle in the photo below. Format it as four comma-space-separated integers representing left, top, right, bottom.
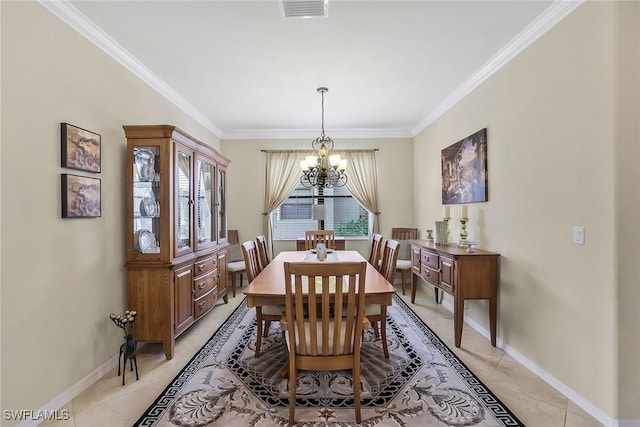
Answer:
426, 271, 430, 276
199, 301, 207, 309
426, 256, 430, 262
198, 282, 206, 289
198, 264, 206, 271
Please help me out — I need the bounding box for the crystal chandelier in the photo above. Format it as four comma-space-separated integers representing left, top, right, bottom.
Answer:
300, 87, 347, 189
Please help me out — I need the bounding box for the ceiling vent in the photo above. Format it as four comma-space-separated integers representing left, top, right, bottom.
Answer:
280, 0, 328, 18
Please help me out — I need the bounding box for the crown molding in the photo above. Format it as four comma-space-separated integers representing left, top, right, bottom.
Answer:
37, 0, 224, 138
411, 0, 584, 136
222, 128, 413, 140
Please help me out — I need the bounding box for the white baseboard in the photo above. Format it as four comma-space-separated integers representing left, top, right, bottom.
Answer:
16, 353, 120, 427
430, 286, 622, 427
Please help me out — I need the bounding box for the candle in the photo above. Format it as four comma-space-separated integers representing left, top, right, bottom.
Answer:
443, 206, 450, 218
461, 205, 468, 218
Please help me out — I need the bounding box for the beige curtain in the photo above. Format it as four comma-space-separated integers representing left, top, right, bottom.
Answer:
263, 151, 309, 257
336, 149, 380, 235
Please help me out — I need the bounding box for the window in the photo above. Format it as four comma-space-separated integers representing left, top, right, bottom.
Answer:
272, 185, 370, 240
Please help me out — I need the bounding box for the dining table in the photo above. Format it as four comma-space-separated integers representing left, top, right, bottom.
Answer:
243, 250, 396, 309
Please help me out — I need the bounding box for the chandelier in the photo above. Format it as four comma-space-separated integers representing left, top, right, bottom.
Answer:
300, 87, 347, 189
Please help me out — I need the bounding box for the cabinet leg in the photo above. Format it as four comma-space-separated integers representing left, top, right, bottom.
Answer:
490, 298, 497, 346
454, 298, 464, 348
434, 287, 443, 304
410, 272, 417, 303
163, 339, 175, 360
223, 294, 229, 304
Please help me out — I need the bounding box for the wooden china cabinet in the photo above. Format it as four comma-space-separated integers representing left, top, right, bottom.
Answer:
124, 125, 230, 359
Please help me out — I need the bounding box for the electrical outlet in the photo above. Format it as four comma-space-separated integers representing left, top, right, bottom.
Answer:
573, 226, 585, 245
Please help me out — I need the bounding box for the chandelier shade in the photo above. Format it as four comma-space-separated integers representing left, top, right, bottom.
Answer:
300, 87, 347, 189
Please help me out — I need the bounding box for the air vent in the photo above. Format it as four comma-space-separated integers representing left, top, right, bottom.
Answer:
280, 0, 328, 18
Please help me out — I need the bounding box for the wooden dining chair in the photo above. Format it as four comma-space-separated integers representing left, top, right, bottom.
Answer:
365, 239, 400, 359
227, 229, 246, 297
304, 230, 336, 250
282, 261, 368, 424
391, 227, 418, 295
255, 234, 270, 270
368, 233, 384, 270
242, 240, 284, 357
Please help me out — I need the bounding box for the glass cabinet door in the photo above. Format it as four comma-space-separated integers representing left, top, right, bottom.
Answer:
217, 168, 227, 243
132, 146, 160, 254
195, 157, 215, 249
176, 148, 192, 254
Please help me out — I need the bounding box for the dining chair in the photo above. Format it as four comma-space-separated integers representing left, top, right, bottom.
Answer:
241, 240, 284, 357
365, 238, 400, 359
304, 230, 336, 250
255, 234, 270, 270
391, 227, 418, 295
227, 230, 246, 297
367, 233, 384, 270
282, 261, 368, 424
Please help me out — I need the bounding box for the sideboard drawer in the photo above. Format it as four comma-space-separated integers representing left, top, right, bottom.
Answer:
421, 265, 440, 286
194, 290, 217, 319
194, 256, 216, 276
421, 250, 439, 269
193, 270, 217, 299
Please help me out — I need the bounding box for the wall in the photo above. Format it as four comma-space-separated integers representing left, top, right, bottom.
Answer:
0, 2, 220, 421
614, 1, 640, 419
221, 138, 414, 257
413, 1, 631, 420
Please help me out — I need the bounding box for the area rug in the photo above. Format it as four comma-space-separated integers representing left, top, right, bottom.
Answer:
134, 295, 525, 426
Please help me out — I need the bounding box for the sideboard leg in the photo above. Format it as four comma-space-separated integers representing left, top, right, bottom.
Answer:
454, 297, 464, 347
490, 297, 497, 346
410, 272, 417, 303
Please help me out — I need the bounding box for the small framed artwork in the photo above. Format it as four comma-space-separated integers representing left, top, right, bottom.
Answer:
61, 174, 101, 218
441, 128, 488, 204
61, 123, 101, 173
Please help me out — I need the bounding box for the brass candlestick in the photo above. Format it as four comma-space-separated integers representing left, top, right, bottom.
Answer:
459, 217, 469, 246
443, 217, 451, 244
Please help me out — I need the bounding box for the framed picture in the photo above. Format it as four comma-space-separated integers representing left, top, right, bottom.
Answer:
61, 174, 101, 218
441, 128, 488, 204
61, 123, 101, 173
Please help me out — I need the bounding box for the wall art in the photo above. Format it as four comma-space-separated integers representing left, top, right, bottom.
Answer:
61, 123, 101, 173
61, 174, 101, 218
441, 128, 488, 204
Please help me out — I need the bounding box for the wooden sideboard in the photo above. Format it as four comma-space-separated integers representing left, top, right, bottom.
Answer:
296, 237, 346, 251
408, 240, 500, 348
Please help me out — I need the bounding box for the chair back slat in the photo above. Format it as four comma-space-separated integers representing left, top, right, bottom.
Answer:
304, 230, 336, 250
241, 240, 262, 283
368, 233, 384, 269
284, 261, 366, 358
391, 227, 418, 241
379, 239, 401, 283
255, 235, 270, 269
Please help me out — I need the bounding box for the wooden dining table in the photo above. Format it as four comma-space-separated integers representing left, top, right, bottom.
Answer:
244, 250, 396, 308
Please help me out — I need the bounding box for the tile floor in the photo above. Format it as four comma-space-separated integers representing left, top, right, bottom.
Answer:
42, 284, 604, 427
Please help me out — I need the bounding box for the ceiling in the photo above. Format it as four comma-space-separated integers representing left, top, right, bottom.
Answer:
55, 0, 571, 139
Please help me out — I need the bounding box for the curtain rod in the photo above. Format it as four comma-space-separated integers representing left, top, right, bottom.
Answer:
260, 149, 379, 153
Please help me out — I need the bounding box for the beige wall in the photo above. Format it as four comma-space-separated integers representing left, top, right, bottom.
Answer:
221, 138, 414, 257
0, 2, 220, 419
414, 1, 639, 420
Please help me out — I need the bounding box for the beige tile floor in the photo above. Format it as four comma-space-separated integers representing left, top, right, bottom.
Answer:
42, 284, 604, 427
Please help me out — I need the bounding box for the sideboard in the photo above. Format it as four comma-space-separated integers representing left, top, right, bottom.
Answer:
408, 240, 500, 348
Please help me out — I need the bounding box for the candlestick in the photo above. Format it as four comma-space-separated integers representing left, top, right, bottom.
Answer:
443, 206, 450, 218
459, 217, 469, 246
443, 216, 451, 244
461, 205, 468, 218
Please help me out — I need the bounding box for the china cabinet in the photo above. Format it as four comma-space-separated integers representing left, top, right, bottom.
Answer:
124, 125, 230, 359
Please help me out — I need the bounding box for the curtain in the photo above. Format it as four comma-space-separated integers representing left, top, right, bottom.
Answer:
263, 151, 309, 257
336, 149, 380, 235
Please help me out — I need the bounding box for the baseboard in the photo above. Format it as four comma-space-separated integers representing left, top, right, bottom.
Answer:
16, 350, 122, 427
420, 282, 621, 427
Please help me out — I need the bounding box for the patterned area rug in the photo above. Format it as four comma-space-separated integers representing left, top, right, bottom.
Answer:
135, 295, 524, 426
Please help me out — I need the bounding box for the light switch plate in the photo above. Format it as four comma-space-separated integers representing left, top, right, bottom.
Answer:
573, 226, 585, 245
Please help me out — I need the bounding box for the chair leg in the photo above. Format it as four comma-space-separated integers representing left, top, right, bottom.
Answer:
255, 308, 263, 358
289, 366, 297, 424
371, 320, 380, 338
264, 320, 271, 337
230, 273, 237, 297
353, 361, 362, 423
380, 306, 389, 359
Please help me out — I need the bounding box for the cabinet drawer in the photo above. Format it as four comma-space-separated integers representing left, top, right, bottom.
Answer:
421, 265, 440, 286
193, 270, 218, 299
194, 256, 216, 276
194, 290, 217, 319
421, 250, 439, 269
